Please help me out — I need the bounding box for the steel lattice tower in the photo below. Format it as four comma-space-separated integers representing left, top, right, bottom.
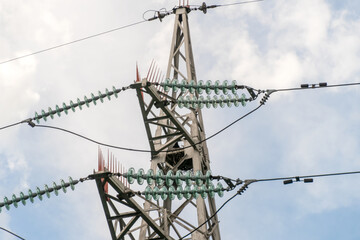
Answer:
95, 5, 221, 240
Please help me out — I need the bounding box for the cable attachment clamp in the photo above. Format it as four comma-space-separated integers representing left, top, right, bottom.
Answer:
260, 90, 275, 105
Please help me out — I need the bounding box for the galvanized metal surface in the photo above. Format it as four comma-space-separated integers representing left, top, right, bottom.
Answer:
96, 6, 221, 240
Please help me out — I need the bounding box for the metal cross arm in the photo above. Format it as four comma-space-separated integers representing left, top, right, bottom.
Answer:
94, 172, 175, 240
131, 81, 196, 156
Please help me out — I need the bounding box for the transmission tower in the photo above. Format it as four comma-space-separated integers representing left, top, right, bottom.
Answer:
95, 4, 221, 240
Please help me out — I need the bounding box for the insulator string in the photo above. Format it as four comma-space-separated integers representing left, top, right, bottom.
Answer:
33, 85, 131, 123
116, 168, 214, 187
140, 182, 226, 201
0, 177, 78, 212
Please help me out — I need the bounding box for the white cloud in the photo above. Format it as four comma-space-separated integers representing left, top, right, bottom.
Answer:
0, 0, 360, 239
269, 0, 331, 51
35, 11, 72, 44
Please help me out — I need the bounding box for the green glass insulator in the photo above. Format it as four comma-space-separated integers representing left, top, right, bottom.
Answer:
60, 179, 67, 193
206, 96, 212, 109
216, 182, 224, 197
36, 187, 43, 201
214, 80, 221, 95
176, 186, 184, 200
184, 96, 191, 108
205, 80, 212, 95
3, 197, 10, 210
200, 185, 207, 199
208, 182, 215, 198
205, 170, 212, 186
160, 186, 168, 200
145, 186, 152, 201
166, 170, 174, 187
126, 167, 135, 184
62, 103, 68, 115
48, 107, 54, 119
28, 189, 35, 203
41, 109, 47, 122
146, 169, 154, 185
77, 98, 83, 110
184, 185, 192, 200
112, 86, 118, 98
180, 80, 187, 93
44, 184, 51, 198
39, 110, 48, 122
69, 177, 75, 191
192, 185, 199, 199
172, 79, 179, 93
219, 95, 225, 108
34, 112, 40, 124
19, 192, 26, 206
197, 80, 204, 94
156, 169, 164, 186
189, 80, 196, 94
163, 78, 171, 92
98, 91, 104, 103
12, 194, 18, 208
241, 93, 246, 107
195, 171, 203, 186
191, 96, 198, 109
53, 182, 59, 196
234, 94, 240, 107
175, 171, 183, 186
137, 168, 145, 185
231, 80, 237, 94
222, 80, 229, 95
178, 96, 185, 109
212, 95, 218, 109
152, 186, 160, 201
105, 88, 111, 100
168, 186, 176, 200
91, 93, 97, 105
84, 96, 90, 107
70, 100, 76, 112
185, 171, 192, 186
198, 96, 205, 109
227, 94, 233, 108
55, 105, 62, 117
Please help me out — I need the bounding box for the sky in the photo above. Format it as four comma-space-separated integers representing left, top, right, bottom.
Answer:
0, 0, 360, 239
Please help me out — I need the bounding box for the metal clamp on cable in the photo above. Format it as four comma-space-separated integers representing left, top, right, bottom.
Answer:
23, 118, 35, 128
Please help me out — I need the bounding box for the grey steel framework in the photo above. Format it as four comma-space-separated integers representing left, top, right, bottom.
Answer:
95, 6, 221, 240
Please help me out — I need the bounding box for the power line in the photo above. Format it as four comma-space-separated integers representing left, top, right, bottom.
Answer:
270, 82, 360, 93
143, 0, 266, 21
200, 104, 263, 143
0, 121, 24, 131
0, 20, 147, 65
1, 80, 358, 150
34, 124, 152, 153
0, 0, 266, 63
0, 226, 25, 240
0, 119, 32, 131
1, 80, 359, 150
255, 170, 360, 183
179, 191, 238, 239
32, 103, 263, 153
0, 80, 358, 134
179, 180, 254, 240
217, 0, 265, 7
180, 169, 360, 239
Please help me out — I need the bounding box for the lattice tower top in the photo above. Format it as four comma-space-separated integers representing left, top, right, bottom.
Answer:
179, 0, 190, 7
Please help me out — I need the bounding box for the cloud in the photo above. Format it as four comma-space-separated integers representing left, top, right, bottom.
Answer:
197, 0, 360, 99
0, 0, 360, 240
